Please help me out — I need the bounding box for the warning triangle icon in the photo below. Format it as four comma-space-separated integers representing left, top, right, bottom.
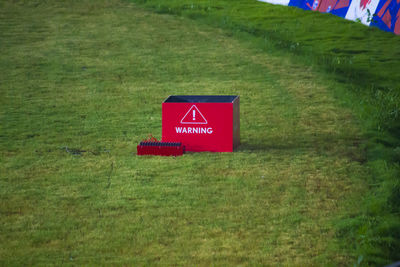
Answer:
180, 105, 207, 124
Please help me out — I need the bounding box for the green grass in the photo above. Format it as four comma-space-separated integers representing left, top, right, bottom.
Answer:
132, 0, 400, 133
129, 1, 400, 265
0, 0, 397, 265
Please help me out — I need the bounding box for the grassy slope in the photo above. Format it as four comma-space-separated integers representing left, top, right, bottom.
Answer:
130, 0, 400, 265
131, 0, 400, 132
0, 0, 395, 265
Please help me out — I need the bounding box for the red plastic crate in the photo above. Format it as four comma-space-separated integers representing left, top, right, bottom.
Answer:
137, 141, 184, 156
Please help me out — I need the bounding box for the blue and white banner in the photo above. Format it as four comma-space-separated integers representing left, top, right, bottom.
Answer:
259, 0, 400, 34
259, 0, 291, 6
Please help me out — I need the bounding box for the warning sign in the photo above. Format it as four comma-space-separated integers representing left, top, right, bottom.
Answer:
180, 105, 207, 124
162, 95, 240, 152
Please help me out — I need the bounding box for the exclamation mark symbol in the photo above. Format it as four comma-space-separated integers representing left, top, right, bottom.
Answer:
193, 110, 196, 121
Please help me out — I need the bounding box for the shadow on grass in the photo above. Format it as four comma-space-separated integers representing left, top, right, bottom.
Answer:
238, 133, 366, 162
238, 142, 302, 152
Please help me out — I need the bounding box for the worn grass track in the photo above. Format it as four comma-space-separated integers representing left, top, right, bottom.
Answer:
0, 0, 369, 265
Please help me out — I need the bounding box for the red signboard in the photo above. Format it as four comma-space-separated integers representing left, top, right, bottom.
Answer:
162, 95, 240, 152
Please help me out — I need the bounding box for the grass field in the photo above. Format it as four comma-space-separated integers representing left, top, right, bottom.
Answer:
131, 1, 400, 265
0, 0, 397, 265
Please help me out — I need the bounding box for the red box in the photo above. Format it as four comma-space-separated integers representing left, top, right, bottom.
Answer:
162, 95, 240, 152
